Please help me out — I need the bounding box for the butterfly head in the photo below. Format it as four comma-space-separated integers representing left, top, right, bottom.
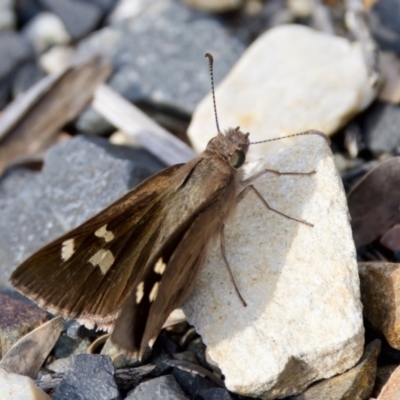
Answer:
207, 127, 250, 169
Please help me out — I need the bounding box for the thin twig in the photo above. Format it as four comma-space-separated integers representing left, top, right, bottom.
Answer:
93, 84, 196, 166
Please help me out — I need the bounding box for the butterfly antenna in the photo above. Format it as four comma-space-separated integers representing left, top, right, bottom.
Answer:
205, 53, 221, 133
250, 130, 331, 145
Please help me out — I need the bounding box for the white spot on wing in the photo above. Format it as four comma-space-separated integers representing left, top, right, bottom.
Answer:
94, 224, 114, 242
61, 239, 74, 261
89, 249, 115, 274
154, 258, 166, 275
136, 282, 144, 304
149, 282, 160, 302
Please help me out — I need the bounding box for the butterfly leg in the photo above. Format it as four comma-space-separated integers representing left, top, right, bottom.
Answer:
220, 223, 247, 307
241, 168, 315, 186
237, 185, 313, 227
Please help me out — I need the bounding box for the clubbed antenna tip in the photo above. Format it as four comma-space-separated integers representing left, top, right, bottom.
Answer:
205, 53, 221, 133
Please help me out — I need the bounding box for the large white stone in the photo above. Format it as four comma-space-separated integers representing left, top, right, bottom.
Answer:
0, 368, 50, 400
182, 135, 364, 399
188, 25, 377, 161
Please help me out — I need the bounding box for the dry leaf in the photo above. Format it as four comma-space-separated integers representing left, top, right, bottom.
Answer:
0, 57, 111, 174
0, 317, 64, 379
348, 157, 400, 247
380, 224, 400, 252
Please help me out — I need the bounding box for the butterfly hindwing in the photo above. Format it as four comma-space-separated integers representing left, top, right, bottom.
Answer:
112, 183, 231, 358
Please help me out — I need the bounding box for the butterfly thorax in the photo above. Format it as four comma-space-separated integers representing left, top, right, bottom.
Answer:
205, 128, 250, 170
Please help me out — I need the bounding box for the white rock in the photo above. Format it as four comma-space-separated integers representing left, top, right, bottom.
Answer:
0, 368, 50, 400
39, 45, 74, 74
188, 25, 377, 161
183, 0, 243, 13
182, 135, 364, 399
23, 12, 71, 54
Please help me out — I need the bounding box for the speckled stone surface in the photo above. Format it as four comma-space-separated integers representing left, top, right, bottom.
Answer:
183, 135, 364, 399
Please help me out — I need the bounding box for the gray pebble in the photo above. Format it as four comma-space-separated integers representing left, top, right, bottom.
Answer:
74, 0, 247, 134
53, 354, 120, 400
126, 375, 188, 400
361, 101, 400, 154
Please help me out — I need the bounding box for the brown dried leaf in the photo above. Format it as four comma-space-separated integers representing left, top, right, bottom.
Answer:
380, 224, 400, 252
348, 157, 400, 247
0, 316, 64, 379
0, 57, 111, 174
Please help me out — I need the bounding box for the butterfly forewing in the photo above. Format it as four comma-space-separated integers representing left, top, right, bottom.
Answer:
10, 164, 185, 329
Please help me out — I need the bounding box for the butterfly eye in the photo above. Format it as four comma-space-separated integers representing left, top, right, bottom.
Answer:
230, 150, 246, 169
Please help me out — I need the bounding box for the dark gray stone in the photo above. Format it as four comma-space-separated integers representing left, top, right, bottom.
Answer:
53, 354, 120, 400
39, 0, 103, 39
157, 332, 179, 356
190, 374, 219, 398
12, 61, 46, 98
151, 350, 174, 376
64, 319, 88, 339
360, 101, 400, 153
196, 388, 234, 400
0, 32, 33, 108
53, 334, 79, 358
74, 0, 247, 134
114, 364, 156, 394
75, 106, 115, 137
186, 338, 208, 368
126, 375, 188, 400
172, 368, 196, 395
0, 77, 11, 109
15, 0, 44, 27
172, 351, 199, 365
371, 0, 400, 56
0, 32, 32, 80
0, 136, 164, 287
86, 0, 116, 12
